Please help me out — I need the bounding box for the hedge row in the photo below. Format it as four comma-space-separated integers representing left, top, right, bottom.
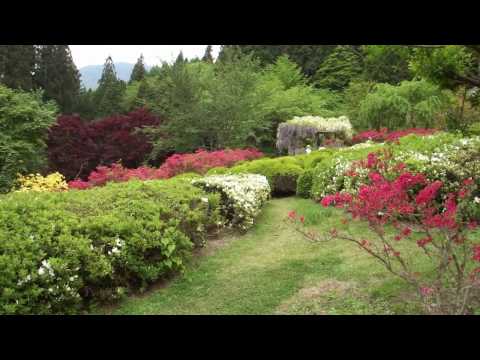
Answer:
2, 175, 271, 314
203, 132, 464, 201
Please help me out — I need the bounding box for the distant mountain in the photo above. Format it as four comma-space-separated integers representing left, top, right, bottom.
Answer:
79, 62, 152, 90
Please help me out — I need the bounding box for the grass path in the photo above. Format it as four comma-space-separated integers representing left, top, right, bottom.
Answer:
102, 197, 422, 315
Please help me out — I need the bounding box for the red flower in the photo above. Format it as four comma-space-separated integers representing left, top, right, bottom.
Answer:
415, 181, 443, 205
473, 245, 480, 262
300, 216, 305, 224
463, 178, 474, 186
288, 210, 297, 220
402, 227, 412, 237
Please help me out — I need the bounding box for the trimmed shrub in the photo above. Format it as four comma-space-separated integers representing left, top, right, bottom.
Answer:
296, 169, 314, 198
0, 178, 222, 314
207, 157, 304, 196
193, 174, 271, 231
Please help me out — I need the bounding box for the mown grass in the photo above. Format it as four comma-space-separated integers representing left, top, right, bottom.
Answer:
97, 197, 438, 315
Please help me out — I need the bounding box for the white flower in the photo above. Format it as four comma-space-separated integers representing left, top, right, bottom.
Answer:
201, 197, 209, 203
475, 197, 480, 204
38, 267, 46, 276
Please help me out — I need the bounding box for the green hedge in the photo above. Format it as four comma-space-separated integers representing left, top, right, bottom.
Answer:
207, 157, 304, 195
0, 178, 222, 314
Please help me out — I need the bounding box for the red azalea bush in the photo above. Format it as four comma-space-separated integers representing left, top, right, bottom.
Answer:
288, 151, 480, 314
47, 108, 162, 180
351, 128, 438, 144
68, 148, 263, 190
157, 148, 263, 178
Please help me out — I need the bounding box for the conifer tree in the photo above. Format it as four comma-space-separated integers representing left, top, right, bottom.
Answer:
34, 45, 81, 113
0, 45, 36, 90
202, 45, 214, 63
129, 54, 146, 83
94, 56, 126, 117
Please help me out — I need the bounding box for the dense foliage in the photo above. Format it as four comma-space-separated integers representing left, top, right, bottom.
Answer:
0, 85, 58, 192
356, 80, 455, 130
47, 108, 161, 180
0, 177, 224, 314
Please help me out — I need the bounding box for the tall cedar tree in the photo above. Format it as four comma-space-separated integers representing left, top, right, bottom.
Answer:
313, 45, 363, 91
202, 45, 214, 63
0, 45, 36, 90
94, 56, 126, 117
129, 54, 146, 83
34, 45, 81, 114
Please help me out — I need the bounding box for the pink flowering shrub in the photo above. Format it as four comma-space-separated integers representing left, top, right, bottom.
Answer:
288, 152, 480, 314
157, 148, 263, 178
352, 128, 438, 144
68, 148, 263, 190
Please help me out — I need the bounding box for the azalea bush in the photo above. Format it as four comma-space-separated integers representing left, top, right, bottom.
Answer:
352, 128, 438, 144
310, 142, 385, 200
157, 148, 263, 178
15, 172, 68, 192
193, 174, 271, 231
68, 148, 263, 190
0, 177, 223, 314
394, 136, 480, 198
288, 153, 480, 314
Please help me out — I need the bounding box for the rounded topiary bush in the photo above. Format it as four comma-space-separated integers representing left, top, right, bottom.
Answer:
213, 158, 304, 196
296, 168, 314, 198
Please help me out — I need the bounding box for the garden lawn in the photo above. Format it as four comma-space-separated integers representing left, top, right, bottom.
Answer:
99, 197, 429, 315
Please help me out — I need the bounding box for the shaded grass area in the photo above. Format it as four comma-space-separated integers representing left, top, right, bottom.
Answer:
98, 197, 430, 315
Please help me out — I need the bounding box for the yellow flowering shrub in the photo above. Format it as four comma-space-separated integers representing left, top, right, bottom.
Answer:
15, 172, 69, 192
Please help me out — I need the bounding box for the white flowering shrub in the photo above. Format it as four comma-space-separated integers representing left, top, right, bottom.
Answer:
395, 136, 480, 195
310, 143, 386, 200
193, 174, 271, 231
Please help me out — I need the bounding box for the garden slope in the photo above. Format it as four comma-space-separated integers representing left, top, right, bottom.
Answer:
103, 197, 422, 315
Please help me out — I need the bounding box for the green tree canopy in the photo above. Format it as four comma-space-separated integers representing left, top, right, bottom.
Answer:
0, 84, 58, 192
313, 45, 363, 91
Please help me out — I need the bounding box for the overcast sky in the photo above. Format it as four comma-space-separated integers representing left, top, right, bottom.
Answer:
69, 45, 221, 68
